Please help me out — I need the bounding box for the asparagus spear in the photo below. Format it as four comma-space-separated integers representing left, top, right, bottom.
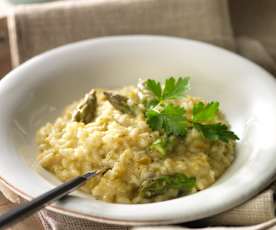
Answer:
140, 174, 196, 199
72, 90, 97, 124
104, 92, 134, 115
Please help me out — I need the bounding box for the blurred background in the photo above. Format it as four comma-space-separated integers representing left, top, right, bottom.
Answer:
1, 0, 54, 7
0, 0, 276, 77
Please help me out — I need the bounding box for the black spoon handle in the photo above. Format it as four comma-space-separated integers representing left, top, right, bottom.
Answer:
0, 172, 97, 230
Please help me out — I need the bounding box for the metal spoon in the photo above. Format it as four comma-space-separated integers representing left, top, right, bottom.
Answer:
0, 168, 108, 229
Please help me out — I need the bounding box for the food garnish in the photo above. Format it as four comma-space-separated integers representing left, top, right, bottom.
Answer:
104, 92, 134, 115
140, 174, 196, 198
146, 104, 188, 136
192, 101, 219, 123
145, 77, 190, 101
194, 123, 239, 143
143, 77, 238, 143
150, 135, 177, 156
72, 90, 97, 124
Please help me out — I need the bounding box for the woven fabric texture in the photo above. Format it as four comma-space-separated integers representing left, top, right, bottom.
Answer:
8, 0, 234, 65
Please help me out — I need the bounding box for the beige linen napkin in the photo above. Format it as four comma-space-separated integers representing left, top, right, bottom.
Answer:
8, 0, 235, 66
1, 0, 276, 229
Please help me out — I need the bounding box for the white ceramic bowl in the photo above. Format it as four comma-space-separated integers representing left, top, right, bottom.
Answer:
0, 36, 276, 225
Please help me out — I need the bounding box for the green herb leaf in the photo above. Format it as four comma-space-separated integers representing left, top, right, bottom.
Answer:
145, 79, 162, 100
144, 77, 190, 101
162, 77, 190, 100
146, 104, 188, 136
140, 174, 196, 198
143, 99, 159, 110
192, 101, 219, 123
194, 123, 239, 142
150, 135, 176, 156
143, 77, 239, 143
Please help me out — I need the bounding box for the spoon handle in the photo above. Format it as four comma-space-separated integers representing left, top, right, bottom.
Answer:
0, 172, 97, 229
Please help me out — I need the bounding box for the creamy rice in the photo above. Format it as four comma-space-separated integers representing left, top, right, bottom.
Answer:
36, 86, 235, 203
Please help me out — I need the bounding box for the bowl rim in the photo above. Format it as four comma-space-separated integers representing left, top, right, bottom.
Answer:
1, 35, 276, 225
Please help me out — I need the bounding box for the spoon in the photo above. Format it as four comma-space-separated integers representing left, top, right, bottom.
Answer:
0, 168, 108, 229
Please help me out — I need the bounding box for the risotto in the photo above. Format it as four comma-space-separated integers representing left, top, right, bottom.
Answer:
36, 77, 238, 203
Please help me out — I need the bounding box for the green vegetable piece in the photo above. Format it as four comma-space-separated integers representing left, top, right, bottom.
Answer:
143, 77, 239, 143
143, 99, 159, 110
192, 101, 219, 123
194, 123, 239, 142
140, 174, 196, 198
145, 77, 190, 101
146, 104, 188, 136
145, 79, 162, 100
137, 79, 157, 102
104, 92, 134, 115
162, 77, 190, 100
72, 90, 97, 124
151, 135, 176, 156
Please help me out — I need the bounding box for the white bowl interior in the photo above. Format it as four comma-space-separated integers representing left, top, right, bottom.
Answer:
1, 36, 276, 224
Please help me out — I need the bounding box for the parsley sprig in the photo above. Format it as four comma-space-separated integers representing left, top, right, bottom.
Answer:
145, 77, 190, 101
192, 101, 219, 123
194, 123, 239, 142
146, 104, 188, 136
143, 77, 239, 144
145, 77, 190, 137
